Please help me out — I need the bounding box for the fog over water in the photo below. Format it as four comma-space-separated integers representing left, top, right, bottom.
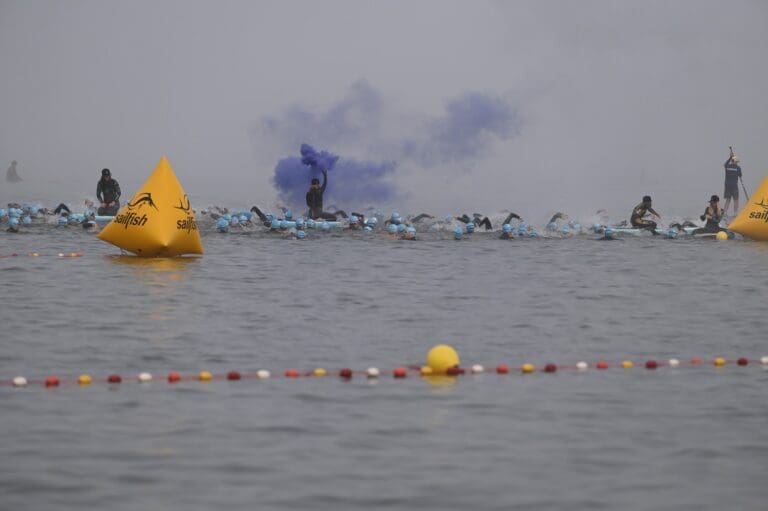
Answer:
1, 0, 767, 220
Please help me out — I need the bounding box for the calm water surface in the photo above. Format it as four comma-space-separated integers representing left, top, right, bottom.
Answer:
2, 228, 768, 510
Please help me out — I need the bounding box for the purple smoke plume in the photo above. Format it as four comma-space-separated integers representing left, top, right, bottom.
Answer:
273, 144, 397, 210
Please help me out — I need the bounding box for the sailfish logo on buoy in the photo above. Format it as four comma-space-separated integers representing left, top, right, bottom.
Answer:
127, 192, 159, 211
729, 176, 768, 240
98, 156, 204, 256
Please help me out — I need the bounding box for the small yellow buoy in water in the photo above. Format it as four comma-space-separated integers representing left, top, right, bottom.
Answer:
716, 231, 728, 241
426, 344, 460, 374
78, 374, 92, 385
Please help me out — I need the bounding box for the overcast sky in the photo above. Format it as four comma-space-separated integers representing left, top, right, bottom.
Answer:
1, 0, 766, 219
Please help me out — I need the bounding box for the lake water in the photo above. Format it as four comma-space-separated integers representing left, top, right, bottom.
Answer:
2, 225, 768, 510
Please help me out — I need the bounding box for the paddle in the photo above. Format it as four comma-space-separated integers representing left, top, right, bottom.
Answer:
740, 177, 750, 201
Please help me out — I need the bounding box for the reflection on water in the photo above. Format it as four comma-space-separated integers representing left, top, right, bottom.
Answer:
106, 255, 199, 287
106, 255, 200, 322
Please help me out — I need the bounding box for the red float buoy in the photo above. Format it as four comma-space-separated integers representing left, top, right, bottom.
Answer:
227, 371, 241, 380
168, 372, 181, 383
393, 367, 407, 378
544, 363, 557, 373
645, 360, 658, 370
737, 358, 749, 366
285, 369, 300, 378
339, 368, 353, 379
596, 361, 609, 369
45, 376, 59, 387
496, 364, 509, 374
107, 374, 122, 383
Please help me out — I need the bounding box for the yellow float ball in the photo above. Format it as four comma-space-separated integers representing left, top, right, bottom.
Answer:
420, 366, 434, 376
716, 231, 728, 241
78, 374, 92, 385
313, 368, 327, 377
621, 360, 634, 369
426, 345, 460, 374
198, 371, 213, 381
714, 357, 726, 367
521, 363, 535, 373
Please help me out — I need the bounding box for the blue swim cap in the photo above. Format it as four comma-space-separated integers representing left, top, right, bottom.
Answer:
230, 217, 239, 226
529, 230, 540, 238
280, 220, 289, 229
238, 214, 248, 223
591, 223, 601, 233
561, 225, 571, 234
223, 214, 231, 221
296, 230, 306, 239
571, 223, 582, 231
349, 215, 359, 224
366, 216, 377, 226
604, 227, 615, 237
306, 219, 315, 228
0, 209, 6, 217
217, 218, 229, 231
397, 223, 406, 233
57, 216, 67, 226
387, 224, 397, 234
285, 210, 293, 220
453, 227, 463, 239
502, 223, 512, 233
9, 208, 21, 218
270, 218, 280, 229
295, 219, 305, 229
665, 229, 678, 239
364, 225, 372, 232
406, 226, 416, 234
466, 223, 475, 233
21, 216, 31, 225
9, 217, 20, 226
321, 221, 330, 230
391, 211, 400, 220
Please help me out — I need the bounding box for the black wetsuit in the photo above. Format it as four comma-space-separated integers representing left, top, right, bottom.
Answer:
692, 205, 726, 235
457, 214, 492, 230
724, 158, 742, 200
630, 202, 659, 233
96, 177, 121, 215
53, 203, 71, 215
305, 172, 327, 220
503, 212, 522, 225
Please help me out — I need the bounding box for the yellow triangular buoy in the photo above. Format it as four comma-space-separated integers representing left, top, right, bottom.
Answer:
728, 176, 768, 241
98, 156, 204, 256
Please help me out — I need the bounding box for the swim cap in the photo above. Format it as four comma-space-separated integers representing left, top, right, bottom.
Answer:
366, 216, 377, 225
466, 223, 475, 233
453, 227, 462, 239
502, 223, 512, 233
364, 225, 372, 232
295, 219, 305, 229
223, 214, 232, 221
280, 220, 289, 229
306, 219, 315, 228
9, 217, 19, 227
270, 218, 280, 229
101, 168, 111, 177
21, 216, 31, 225
591, 223, 601, 232
296, 230, 306, 239
665, 229, 678, 239
217, 218, 229, 231
604, 227, 615, 237
284, 210, 293, 220
0, 209, 6, 217
349, 215, 359, 224
230, 217, 239, 226
391, 211, 400, 220
397, 223, 406, 233
388, 224, 398, 234
406, 226, 416, 234
57, 216, 67, 226
238, 214, 248, 223
529, 230, 540, 238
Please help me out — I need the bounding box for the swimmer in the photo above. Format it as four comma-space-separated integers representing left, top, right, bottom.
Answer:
546, 212, 569, 231
456, 213, 492, 231
499, 223, 515, 239
249, 206, 272, 227
630, 196, 661, 234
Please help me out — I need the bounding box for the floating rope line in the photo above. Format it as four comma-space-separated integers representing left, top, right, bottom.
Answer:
3, 357, 767, 388
0, 252, 83, 259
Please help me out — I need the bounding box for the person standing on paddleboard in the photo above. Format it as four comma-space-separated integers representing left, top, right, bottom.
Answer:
723, 147, 742, 216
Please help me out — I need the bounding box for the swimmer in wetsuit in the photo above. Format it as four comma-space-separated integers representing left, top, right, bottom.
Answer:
691, 195, 726, 236
630, 195, 661, 234
456, 213, 493, 230
96, 168, 121, 215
